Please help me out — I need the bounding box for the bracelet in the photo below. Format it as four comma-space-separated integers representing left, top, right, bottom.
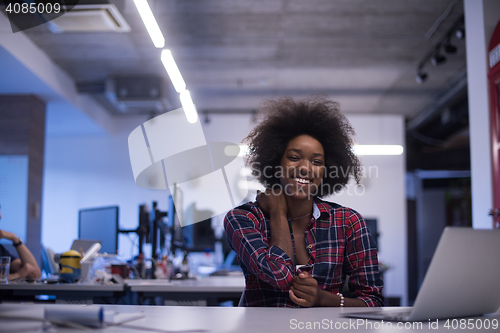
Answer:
13, 239, 22, 247
336, 292, 344, 307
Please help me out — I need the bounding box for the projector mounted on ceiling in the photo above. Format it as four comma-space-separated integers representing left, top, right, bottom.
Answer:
47, 4, 131, 33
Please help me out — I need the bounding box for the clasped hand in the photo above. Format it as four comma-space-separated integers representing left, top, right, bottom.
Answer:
289, 271, 320, 307
256, 189, 287, 217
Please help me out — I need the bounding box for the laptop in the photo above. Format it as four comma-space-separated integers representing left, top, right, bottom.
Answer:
71, 239, 101, 254
343, 227, 500, 322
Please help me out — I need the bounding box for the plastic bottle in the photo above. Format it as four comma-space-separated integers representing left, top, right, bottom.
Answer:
180, 252, 189, 278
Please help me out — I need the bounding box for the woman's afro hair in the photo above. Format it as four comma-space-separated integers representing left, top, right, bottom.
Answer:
245, 95, 361, 197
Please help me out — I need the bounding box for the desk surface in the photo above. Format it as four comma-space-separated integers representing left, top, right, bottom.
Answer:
0, 281, 124, 291
0, 275, 244, 292
126, 276, 245, 292
0, 276, 244, 304
1, 304, 499, 333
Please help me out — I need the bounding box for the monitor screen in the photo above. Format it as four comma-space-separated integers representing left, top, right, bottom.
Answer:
78, 206, 119, 254
364, 218, 378, 249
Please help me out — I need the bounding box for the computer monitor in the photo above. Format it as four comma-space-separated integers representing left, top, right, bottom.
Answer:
78, 206, 119, 254
364, 218, 379, 249
182, 218, 215, 252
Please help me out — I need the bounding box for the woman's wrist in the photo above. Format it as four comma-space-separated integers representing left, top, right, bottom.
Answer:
315, 289, 329, 307
315, 289, 343, 307
270, 209, 287, 220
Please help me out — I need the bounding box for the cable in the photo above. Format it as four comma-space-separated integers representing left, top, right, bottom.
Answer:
425, 0, 459, 40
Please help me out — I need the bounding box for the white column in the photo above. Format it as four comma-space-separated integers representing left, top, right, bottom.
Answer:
464, 0, 500, 229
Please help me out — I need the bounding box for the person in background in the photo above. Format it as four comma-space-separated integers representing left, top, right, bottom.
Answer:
224, 96, 383, 307
0, 204, 41, 279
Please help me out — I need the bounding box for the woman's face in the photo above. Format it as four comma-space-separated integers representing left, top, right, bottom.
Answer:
279, 134, 325, 199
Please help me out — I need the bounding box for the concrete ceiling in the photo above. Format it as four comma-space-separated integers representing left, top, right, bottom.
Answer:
20, 0, 466, 118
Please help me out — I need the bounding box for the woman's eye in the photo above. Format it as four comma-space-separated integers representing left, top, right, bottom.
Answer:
312, 160, 323, 165
288, 156, 299, 161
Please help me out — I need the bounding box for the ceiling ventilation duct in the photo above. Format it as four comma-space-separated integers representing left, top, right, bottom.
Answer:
105, 77, 171, 114
47, 4, 130, 33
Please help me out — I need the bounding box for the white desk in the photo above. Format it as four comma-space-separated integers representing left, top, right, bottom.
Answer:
0, 281, 126, 303
126, 276, 245, 305
0, 276, 244, 305
1, 304, 499, 333
126, 276, 245, 293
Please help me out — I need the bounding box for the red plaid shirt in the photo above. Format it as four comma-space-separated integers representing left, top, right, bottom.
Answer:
224, 198, 384, 307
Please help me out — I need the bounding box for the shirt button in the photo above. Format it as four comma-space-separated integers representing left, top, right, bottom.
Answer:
307, 245, 313, 249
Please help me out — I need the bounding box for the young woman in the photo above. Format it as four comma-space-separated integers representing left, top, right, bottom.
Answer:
224, 96, 383, 307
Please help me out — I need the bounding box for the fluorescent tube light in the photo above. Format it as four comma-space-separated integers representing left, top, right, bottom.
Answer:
238, 145, 250, 156
161, 50, 186, 93
353, 145, 403, 156
239, 167, 253, 176
225, 144, 249, 157
133, 0, 165, 48
179, 90, 198, 124
238, 180, 264, 191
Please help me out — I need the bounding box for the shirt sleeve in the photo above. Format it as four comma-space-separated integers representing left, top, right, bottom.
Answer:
224, 207, 295, 289
343, 210, 384, 307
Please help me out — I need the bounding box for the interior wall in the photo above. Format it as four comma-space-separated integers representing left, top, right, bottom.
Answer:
418, 188, 447, 287
42, 115, 158, 259
41, 113, 254, 258
0, 95, 46, 265
325, 114, 407, 306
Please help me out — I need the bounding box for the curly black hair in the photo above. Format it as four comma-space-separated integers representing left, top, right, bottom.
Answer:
245, 95, 361, 197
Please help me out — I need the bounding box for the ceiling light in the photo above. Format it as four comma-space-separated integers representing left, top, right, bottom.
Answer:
455, 28, 465, 40
238, 180, 264, 191
161, 50, 186, 93
225, 145, 249, 157
416, 72, 428, 84
353, 145, 404, 156
133, 0, 165, 48
239, 167, 253, 176
431, 53, 446, 66
179, 90, 198, 124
